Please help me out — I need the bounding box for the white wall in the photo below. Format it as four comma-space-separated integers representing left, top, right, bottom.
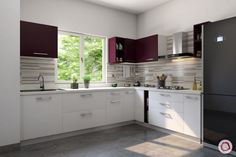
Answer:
21, 0, 137, 39
0, 0, 20, 146
137, 0, 236, 38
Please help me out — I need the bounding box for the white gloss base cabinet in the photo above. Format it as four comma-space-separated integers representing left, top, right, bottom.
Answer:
21, 91, 134, 141
61, 92, 107, 133
135, 90, 144, 122
21, 94, 62, 141
149, 91, 201, 138
183, 95, 201, 138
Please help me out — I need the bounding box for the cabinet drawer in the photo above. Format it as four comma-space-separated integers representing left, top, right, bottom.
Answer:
151, 92, 183, 104
62, 92, 106, 113
109, 91, 122, 100
149, 108, 183, 133
149, 92, 183, 113
62, 109, 106, 133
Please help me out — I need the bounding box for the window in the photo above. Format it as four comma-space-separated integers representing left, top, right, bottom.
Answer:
57, 31, 105, 82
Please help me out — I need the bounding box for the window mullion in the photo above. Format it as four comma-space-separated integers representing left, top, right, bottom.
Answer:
80, 35, 84, 81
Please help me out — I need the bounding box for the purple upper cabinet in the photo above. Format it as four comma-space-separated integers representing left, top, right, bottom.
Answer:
20, 21, 58, 58
109, 37, 135, 64
123, 39, 136, 63
135, 35, 158, 63
108, 37, 117, 64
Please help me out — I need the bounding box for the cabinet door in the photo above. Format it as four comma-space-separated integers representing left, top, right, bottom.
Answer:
183, 94, 201, 138
135, 90, 144, 122
107, 91, 124, 124
123, 90, 135, 121
108, 37, 117, 64
136, 35, 158, 62
20, 21, 58, 58
21, 94, 62, 140
123, 39, 136, 63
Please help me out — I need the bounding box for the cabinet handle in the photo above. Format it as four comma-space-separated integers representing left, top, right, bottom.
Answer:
160, 93, 171, 97
36, 96, 52, 101
126, 91, 133, 94
160, 103, 171, 109
160, 112, 172, 119
110, 100, 121, 104
80, 112, 93, 117
185, 96, 198, 100
146, 58, 154, 61
110, 92, 120, 96
33, 52, 49, 56
80, 94, 92, 97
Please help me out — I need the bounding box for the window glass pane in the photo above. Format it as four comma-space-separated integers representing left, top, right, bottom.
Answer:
84, 35, 104, 82
57, 34, 80, 81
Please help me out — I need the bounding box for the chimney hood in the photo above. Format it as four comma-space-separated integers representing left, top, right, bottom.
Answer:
170, 32, 193, 58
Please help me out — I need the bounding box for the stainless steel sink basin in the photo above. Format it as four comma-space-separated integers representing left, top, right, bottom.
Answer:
20, 89, 64, 92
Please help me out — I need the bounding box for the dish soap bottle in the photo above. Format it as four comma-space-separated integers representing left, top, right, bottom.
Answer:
192, 77, 197, 91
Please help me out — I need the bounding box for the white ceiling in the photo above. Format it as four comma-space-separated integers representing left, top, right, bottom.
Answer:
82, 0, 174, 14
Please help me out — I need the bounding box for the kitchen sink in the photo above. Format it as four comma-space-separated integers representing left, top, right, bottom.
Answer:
20, 89, 64, 92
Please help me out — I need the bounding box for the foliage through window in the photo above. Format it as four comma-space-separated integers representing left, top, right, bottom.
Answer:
57, 32, 105, 82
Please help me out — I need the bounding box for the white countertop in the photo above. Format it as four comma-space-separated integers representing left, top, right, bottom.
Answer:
20, 87, 202, 96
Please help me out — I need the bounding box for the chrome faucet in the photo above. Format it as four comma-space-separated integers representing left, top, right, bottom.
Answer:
38, 74, 45, 91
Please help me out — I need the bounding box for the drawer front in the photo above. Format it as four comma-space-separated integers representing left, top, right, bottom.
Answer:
151, 92, 183, 104
107, 99, 124, 124
62, 92, 106, 113
62, 109, 106, 133
149, 108, 183, 133
149, 92, 183, 113
109, 91, 122, 100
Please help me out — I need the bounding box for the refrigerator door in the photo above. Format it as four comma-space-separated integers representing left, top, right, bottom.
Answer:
204, 17, 236, 96
204, 94, 236, 150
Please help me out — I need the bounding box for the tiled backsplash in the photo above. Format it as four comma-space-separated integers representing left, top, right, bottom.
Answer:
136, 58, 202, 88
20, 31, 202, 89
20, 57, 55, 84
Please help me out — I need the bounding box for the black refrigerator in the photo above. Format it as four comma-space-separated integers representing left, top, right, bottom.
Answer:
204, 16, 236, 151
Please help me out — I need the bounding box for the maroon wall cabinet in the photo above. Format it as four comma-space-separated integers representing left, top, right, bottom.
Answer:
20, 21, 58, 58
123, 39, 136, 63
108, 37, 135, 64
135, 35, 158, 62
108, 35, 158, 64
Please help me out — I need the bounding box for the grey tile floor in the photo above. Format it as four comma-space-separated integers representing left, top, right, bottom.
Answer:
0, 124, 233, 157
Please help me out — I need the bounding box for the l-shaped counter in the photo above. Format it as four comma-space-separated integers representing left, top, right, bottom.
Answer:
20, 87, 202, 142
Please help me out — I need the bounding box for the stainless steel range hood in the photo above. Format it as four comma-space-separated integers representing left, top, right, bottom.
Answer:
170, 32, 193, 58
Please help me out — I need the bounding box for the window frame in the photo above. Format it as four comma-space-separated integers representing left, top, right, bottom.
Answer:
55, 30, 107, 84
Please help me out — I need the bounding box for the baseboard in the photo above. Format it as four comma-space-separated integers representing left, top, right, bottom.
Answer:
21, 121, 135, 146
204, 142, 236, 156
0, 143, 20, 153
135, 121, 202, 144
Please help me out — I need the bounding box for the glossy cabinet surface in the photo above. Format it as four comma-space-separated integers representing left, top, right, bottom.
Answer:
21, 94, 62, 140
108, 35, 158, 64
20, 21, 58, 58
149, 91, 201, 138
135, 90, 144, 122
135, 35, 158, 62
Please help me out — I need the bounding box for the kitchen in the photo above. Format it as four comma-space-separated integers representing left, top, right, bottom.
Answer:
1, 0, 236, 156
